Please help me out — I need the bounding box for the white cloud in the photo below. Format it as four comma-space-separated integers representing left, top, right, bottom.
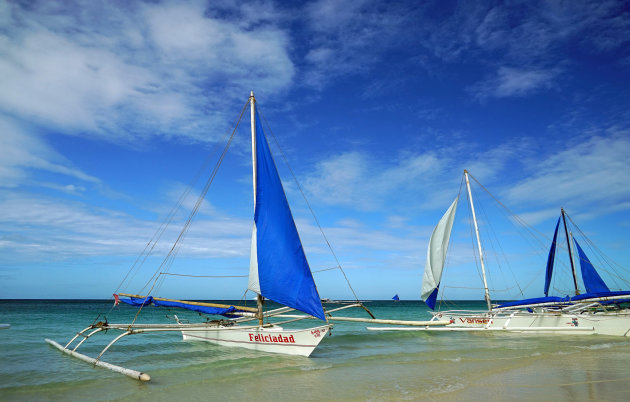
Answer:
142, 0, 294, 94
415, 1, 629, 104
0, 30, 157, 133
505, 131, 630, 215
0, 192, 252, 262
0, 118, 99, 188
428, 1, 630, 62
0, 0, 294, 145
301, 151, 445, 211
470, 66, 559, 100
299, 127, 630, 229
0, 0, 300, 198
301, 0, 409, 87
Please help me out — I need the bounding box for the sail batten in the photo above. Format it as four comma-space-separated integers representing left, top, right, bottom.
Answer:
421, 197, 458, 309
247, 224, 260, 294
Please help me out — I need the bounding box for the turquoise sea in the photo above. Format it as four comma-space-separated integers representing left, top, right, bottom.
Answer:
2, 299, 630, 401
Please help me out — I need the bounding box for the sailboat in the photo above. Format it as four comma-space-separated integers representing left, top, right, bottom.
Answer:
392, 294, 400, 302
370, 170, 630, 335
46, 92, 383, 381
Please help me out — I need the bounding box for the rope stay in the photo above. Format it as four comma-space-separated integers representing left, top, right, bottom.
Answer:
126, 99, 250, 326
156, 265, 342, 280
565, 213, 630, 288
258, 107, 363, 304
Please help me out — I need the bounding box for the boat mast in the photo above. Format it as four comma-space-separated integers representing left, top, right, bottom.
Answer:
250, 91, 264, 325
464, 170, 492, 311
561, 208, 580, 295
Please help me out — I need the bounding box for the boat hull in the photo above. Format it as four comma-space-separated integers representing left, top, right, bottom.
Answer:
431, 310, 630, 336
181, 324, 332, 356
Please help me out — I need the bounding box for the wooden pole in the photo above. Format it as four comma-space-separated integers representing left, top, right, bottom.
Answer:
464, 170, 492, 311
117, 293, 259, 313
46, 339, 151, 381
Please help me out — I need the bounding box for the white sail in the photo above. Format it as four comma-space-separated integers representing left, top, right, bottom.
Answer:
248, 223, 260, 294
421, 198, 458, 305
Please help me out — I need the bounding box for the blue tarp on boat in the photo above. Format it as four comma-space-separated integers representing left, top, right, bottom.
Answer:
496, 296, 568, 309
118, 296, 242, 316
119, 296, 154, 307
570, 290, 630, 301
497, 291, 630, 309
153, 299, 238, 315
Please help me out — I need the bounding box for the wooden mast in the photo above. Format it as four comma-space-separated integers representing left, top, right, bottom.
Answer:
464, 170, 492, 311
250, 91, 264, 326
561, 208, 580, 295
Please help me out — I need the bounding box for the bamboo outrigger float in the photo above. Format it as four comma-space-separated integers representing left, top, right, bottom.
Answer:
46, 339, 151, 381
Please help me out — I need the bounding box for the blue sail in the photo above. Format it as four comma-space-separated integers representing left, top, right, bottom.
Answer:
573, 239, 609, 293
425, 287, 439, 310
253, 111, 325, 321
392, 294, 400, 301
544, 218, 560, 296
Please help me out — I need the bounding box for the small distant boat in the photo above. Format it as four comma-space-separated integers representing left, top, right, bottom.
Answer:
0, 324, 10, 330
392, 294, 400, 302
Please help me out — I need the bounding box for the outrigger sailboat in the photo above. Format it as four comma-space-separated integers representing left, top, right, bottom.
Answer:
370, 170, 630, 335
47, 93, 446, 381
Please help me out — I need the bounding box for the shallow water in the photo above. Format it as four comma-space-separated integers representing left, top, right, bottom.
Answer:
1, 300, 630, 401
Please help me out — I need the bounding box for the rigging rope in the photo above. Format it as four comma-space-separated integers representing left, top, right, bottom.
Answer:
565, 213, 630, 287
157, 265, 341, 279
127, 99, 250, 327
258, 107, 363, 303
159, 272, 249, 278
101, 122, 236, 320
467, 172, 550, 247
474, 184, 525, 297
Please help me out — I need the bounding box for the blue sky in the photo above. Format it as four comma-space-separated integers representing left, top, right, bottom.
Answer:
1, 0, 630, 301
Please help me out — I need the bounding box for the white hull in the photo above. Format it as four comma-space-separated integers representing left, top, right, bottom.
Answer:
428, 310, 630, 336
181, 323, 332, 356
